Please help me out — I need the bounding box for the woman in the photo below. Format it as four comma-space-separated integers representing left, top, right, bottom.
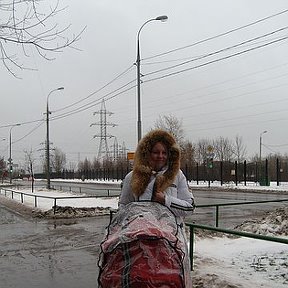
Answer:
114, 130, 194, 287
119, 129, 195, 223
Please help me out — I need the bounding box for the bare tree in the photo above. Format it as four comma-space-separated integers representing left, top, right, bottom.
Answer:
24, 149, 35, 175
213, 136, 234, 162
24, 148, 35, 191
180, 140, 195, 167
153, 114, 184, 145
0, 0, 85, 77
92, 157, 101, 170
232, 135, 247, 163
51, 147, 66, 174
67, 161, 77, 171
194, 138, 212, 164
78, 157, 91, 171
0, 156, 6, 182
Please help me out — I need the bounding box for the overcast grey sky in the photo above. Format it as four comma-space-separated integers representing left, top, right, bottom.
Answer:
1, 0, 288, 171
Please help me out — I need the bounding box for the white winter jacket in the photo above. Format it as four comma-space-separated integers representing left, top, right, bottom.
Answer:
119, 168, 194, 223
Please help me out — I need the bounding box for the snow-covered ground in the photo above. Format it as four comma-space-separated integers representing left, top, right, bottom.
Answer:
192, 206, 288, 287
1, 180, 288, 287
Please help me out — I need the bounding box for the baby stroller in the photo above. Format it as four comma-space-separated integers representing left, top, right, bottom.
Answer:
97, 201, 191, 287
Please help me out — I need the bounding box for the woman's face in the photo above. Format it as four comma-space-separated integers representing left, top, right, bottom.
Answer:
148, 142, 168, 171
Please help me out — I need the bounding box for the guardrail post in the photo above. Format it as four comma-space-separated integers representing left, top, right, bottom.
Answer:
196, 163, 199, 185
54, 199, 57, 214
235, 161, 238, 186
189, 225, 195, 271
108, 189, 110, 197
216, 205, 219, 227
34, 196, 37, 207
276, 158, 280, 186
220, 161, 223, 186
21, 193, 23, 203
12, 191, 14, 199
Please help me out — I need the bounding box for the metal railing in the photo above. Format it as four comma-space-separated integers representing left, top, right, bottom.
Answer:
0, 187, 118, 215
50, 184, 121, 196
186, 222, 288, 270
196, 198, 288, 227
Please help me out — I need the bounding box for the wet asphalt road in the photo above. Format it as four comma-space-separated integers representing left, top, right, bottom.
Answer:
0, 204, 110, 288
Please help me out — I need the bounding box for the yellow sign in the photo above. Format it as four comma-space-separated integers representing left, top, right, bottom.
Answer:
127, 152, 135, 160
207, 145, 214, 152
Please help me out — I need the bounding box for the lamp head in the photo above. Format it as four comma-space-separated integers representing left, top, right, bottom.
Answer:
155, 15, 168, 22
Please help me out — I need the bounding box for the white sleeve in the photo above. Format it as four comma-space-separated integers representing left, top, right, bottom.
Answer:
165, 170, 195, 218
118, 172, 135, 209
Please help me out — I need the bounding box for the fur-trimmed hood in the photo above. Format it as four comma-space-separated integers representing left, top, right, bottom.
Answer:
131, 129, 180, 197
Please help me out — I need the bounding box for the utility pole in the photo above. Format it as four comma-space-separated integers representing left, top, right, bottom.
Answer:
46, 87, 64, 189
112, 137, 119, 161
90, 99, 117, 160
9, 124, 21, 184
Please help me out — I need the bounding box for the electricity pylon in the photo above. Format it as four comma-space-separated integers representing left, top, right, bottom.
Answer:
90, 99, 116, 160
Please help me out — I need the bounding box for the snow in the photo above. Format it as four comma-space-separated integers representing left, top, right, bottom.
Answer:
2, 183, 118, 211
193, 236, 288, 287
1, 180, 288, 287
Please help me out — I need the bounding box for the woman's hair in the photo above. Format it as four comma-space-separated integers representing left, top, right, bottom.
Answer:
131, 129, 180, 196
135, 129, 178, 166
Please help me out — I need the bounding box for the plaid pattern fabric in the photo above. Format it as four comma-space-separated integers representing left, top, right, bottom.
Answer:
98, 202, 189, 288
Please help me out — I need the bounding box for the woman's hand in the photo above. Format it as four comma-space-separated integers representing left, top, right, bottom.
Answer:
152, 190, 165, 204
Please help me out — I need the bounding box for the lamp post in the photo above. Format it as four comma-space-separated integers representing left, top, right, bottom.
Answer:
259, 130, 267, 162
136, 15, 168, 142
259, 130, 267, 185
46, 87, 64, 189
9, 124, 21, 184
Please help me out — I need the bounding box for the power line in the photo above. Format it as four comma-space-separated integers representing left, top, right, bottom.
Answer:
0, 118, 44, 130
171, 81, 288, 111
12, 122, 45, 144
0, 81, 136, 147
177, 94, 288, 121
51, 83, 136, 121
143, 27, 288, 79
186, 115, 288, 133
142, 33, 284, 66
53, 64, 134, 113
143, 36, 288, 84
144, 61, 288, 112
262, 144, 278, 154
187, 107, 288, 128
142, 8, 288, 61
265, 143, 288, 147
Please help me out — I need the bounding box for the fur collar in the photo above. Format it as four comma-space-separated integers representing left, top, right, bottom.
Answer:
131, 129, 180, 197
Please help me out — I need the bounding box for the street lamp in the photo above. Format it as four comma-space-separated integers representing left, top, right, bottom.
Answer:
259, 130, 267, 161
136, 15, 168, 142
9, 124, 21, 184
46, 87, 64, 189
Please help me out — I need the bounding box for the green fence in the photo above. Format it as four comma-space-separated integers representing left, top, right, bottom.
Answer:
187, 198, 288, 271
196, 198, 288, 227
186, 223, 288, 270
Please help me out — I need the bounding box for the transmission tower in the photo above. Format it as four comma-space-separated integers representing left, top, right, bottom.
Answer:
90, 99, 116, 160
